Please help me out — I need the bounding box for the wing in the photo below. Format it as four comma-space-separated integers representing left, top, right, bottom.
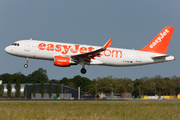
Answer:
71, 38, 112, 63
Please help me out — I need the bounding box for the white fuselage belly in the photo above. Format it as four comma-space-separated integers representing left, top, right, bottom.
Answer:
6, 40, 175, 67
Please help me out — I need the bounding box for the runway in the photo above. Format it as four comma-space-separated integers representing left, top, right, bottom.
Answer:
0, 99, 180, 102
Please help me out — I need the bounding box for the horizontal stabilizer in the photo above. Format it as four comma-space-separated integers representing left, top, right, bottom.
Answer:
151, 54, 171, 59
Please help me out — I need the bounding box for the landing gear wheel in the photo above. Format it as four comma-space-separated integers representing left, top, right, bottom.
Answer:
81, 68, 87, 74
24, 64, 28, 68
24, 58, 29, 68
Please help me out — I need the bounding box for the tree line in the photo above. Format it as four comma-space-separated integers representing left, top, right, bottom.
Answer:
0, 68, 180, 97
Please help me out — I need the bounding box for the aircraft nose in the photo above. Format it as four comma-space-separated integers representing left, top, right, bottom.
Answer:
5, 46, 11, 54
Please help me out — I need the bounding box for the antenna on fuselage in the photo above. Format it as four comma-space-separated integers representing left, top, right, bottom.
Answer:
30, 38, 32, 40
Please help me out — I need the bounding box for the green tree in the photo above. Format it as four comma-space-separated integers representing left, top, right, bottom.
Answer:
12, 72, 26, 84
0, 73, 12, 83
139, 77, 153, 95
29, 68, 49, 83
166, 78, 176, 95
0, 82, 4, 98
7, 81, 11, 98
122, 78, 133, 93
132, 78, 143, 97
60, 77, 69, 86
51, 79, 59, 84
32, 82, 36, 98
49, 81, 52, 98
24, 83, 29, 99
115, 78, 124, 95
96, 76, 114, 93
15, 80, 21, 98
68, 81, 76, 89
40, 81, 45, 98
86, 84, 96, 95
153, 75, 165, 96
56, 82, 60, 98
74, 75, 92, 91
171, 76, 180, 95
59, 78, 76, 89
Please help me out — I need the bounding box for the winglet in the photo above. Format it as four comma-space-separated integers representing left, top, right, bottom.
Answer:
103, 38, 113, 49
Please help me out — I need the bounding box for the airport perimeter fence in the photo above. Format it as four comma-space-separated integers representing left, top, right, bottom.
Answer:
31, 93, 72, 100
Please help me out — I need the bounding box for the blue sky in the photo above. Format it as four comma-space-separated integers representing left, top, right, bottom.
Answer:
1, 1, 180, 80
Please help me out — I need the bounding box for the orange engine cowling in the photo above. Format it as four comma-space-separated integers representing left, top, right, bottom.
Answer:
54, 56, 71, 67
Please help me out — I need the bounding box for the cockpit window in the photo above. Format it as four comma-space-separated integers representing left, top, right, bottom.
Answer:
12, 43, 19, 46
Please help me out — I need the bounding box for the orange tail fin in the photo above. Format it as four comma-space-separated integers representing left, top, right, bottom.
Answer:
139, 26, 175, 54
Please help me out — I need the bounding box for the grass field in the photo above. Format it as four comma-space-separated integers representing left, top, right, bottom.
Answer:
0, 101, 180, 120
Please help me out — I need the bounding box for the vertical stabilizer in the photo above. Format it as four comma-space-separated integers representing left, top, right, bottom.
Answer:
139, 26, 175, 54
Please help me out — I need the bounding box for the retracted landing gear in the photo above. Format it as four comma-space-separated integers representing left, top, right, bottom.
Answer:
24, 58, 29, 68
81, 68, 87, 74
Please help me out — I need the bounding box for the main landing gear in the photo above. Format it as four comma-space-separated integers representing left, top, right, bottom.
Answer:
80, 61, 87, 74
24, 58, 29, 68
81, 68, 87, 74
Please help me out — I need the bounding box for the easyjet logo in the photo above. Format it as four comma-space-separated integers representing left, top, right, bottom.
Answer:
38, 43, 122, 58
58, 59, 67, 62
150, 29, 169, 48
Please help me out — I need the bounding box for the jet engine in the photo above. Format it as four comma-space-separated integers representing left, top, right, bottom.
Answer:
54, 56, 76, 67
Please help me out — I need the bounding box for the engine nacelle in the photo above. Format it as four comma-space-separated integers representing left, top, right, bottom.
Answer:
54, 56, 74, 67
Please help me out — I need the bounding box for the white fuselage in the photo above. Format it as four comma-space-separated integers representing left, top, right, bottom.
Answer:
5, 40, 175, 67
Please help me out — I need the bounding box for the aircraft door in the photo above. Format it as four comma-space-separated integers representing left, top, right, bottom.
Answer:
136, 52, 142, 62
24, 41, 31, 51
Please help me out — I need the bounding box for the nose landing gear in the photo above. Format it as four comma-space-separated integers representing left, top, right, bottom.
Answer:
24, 64, 28, 68
24, 58, 29, 68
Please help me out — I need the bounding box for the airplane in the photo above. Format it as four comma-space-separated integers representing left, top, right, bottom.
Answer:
5, 26, 175, 74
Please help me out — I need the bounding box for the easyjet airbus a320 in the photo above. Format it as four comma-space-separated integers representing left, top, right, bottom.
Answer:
5, 26, 175, 74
